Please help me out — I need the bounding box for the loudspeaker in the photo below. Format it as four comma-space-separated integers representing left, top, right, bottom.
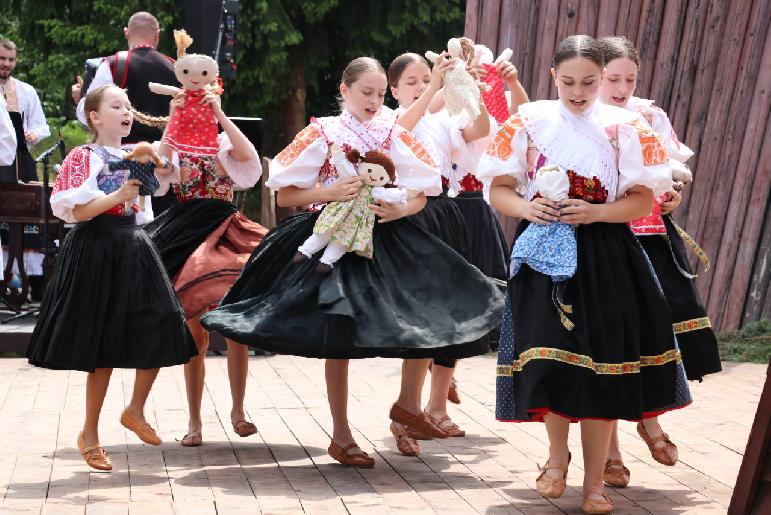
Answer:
183, 0, 239, 68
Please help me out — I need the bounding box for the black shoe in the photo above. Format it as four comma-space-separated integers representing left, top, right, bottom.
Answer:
293, 251, 309, 264
316, 263, 333, 275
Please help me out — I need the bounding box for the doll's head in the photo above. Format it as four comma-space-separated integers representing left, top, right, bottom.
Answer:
598, 37, 639, 108
347, 149, 396, 187
125, 141, 161, 166
172, 29, 219, 91
447, 37, 476, 64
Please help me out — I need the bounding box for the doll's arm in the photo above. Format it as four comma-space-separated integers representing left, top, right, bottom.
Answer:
148, 83, 181, 96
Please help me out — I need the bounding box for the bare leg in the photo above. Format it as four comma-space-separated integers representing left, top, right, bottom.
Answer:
326, 359, 354, 445
226, 339, 249, 426
607, 420, 623, 461
424, 363, 454, 421
184, 317, 209, 434
580, 419, 614, 500
82, 368, 113, 447
124, 368, 160, 424
543, 412, 571, 480
395, 359, 430, 414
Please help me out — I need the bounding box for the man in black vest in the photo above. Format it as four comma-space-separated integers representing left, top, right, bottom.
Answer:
72, 11, 179, 215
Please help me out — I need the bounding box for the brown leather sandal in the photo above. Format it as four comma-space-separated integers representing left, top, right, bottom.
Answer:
77, 432, 112, 471
637, 422, 677, 466
179, 431, 202, 447
406, 427, 434, 440
120, 410, 161, 446
427, 413, 465, 437
603, 459, 630, 488
233, 420, 257, 438
582, 488, 614, 514
389, 404, 448, 439
328, 440, 375, 468
390, 422, 420, 456
535, 452, 571, 499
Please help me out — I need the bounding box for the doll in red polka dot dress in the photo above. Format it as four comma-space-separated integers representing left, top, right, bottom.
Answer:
147, 29, 222, 180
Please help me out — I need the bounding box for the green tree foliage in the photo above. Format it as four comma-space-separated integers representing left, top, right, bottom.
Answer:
0, 0, 465, 154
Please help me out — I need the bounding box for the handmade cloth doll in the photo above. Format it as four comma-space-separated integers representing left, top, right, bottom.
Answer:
142, 29, 221, 182
106, 141, 163, 211
472, 44, 514, 124
509, 164, 577, 329
426, 38, 485, 122
294, 147, 417, 274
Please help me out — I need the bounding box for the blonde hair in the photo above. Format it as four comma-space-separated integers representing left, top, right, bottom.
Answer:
174, 29, 194, 59
83, 84, 126, 140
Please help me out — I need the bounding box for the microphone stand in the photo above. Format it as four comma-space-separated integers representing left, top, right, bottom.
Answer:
2, 136, 66, 324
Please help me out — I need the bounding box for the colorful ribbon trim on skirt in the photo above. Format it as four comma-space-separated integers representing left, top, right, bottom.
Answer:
496, 347, 682, 376
672, 316, 711, 334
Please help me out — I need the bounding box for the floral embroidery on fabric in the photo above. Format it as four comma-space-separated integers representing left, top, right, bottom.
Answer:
459, 173, 484, 192
398, 131, 436, 168
276, 124, 322, 166
52, 146, 90, 195
673, 317, 712, 334
567, 170, 608, 203
496, 347, 682, 376
313, 185, 376, 259
486, 114, 525, 160
631, 120, 669, 166
174, 154, 234, 203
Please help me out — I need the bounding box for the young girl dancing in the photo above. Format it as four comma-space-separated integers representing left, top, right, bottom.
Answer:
478, 36, 691, 513
26, 84, 196, 471
597, 35, 720, 488
200, 57, 503, 467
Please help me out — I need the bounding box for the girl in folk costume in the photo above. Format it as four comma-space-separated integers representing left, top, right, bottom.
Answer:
384, 51, 501, 456
25, 85, 196, 471
477, 36, 691, 514
597, 36, 721, 488
200, 57, 503, 467
139, 47, 268, 447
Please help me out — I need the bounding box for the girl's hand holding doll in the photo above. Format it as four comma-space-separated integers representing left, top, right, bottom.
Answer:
525, 197, 561, 225
112, 179, 142, 205
201, 90, 224, 119
323, 176, 364, 202
369, 200, 409, 224
559, 198, 602, 226
429, 52, 452, 92
497, 60, 519, 86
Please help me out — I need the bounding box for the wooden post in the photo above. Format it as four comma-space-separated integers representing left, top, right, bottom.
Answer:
728, 361, 771, 514
259, 157, 276, 230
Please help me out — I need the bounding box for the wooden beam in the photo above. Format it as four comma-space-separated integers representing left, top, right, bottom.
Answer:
649, 0, 689, 110
531, 0, 560, 101
596, 0, 620, 37
465, 0, 481, 41
479, 0, 503, 49
635, 0, 666, 100
716, 13, 771, 329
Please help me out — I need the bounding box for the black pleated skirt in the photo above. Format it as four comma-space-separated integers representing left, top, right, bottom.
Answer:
200, 211, 505, 359
637, 216, 721, 381
453, 191, 509, 280
26, 214, 196, 372
496, 221, 691, 422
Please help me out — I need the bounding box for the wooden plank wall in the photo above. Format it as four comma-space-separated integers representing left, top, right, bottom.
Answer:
466, 0, 771, 331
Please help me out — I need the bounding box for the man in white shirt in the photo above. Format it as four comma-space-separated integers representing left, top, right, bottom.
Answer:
0, 39, 50, 181
0, 95, 15, 167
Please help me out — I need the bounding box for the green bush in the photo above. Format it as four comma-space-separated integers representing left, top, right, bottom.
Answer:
717, 320, 771, 364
